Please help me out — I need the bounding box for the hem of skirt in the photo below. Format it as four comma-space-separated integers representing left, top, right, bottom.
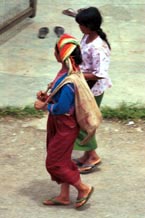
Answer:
73, 146, 97, 151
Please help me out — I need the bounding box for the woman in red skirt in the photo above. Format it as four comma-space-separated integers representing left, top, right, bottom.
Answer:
34, 34, 94, 209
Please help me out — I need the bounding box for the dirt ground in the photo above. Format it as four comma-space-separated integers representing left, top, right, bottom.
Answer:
0, 116, 145, 218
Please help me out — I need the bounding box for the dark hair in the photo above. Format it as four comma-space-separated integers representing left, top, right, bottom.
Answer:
55, 44, 59, 54
70, 46, 82, 65
75, 7, 111, 49
55, 44, 82, 66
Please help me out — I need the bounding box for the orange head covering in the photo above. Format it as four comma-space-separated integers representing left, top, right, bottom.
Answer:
56, 34, 80, 73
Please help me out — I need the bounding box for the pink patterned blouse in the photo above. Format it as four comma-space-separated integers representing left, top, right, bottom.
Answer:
79, 35, 112, 96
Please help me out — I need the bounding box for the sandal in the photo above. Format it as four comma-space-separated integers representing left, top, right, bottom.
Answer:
73, 158, 83, 166
43, 198, 70, 206
38, 27, 49, 39
75, 187, 94, 208
79, 159, 101, 174
53, 26, 65, 37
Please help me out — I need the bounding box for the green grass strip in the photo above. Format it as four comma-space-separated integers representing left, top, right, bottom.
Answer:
0, 106, 44, 118
101, 102, 145, 120
0, 102, 145, 120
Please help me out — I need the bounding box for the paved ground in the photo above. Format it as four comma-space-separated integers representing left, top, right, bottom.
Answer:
0, 0, 145, 107
0, 116, 145, 218
0, 1, 145, 218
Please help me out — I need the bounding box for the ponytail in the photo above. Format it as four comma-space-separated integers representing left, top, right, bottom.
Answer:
75, 7, 111, 50
97, 28, 111, 50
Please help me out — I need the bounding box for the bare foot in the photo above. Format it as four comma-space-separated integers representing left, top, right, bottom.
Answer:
83, 151, 101, 165
75, 186, 94, 208
83, 156, 101, 166
43, 196, 70, 206
74, 151, 89, 164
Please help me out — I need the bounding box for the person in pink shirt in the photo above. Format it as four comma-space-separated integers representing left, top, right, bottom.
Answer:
73, 7, 112, 174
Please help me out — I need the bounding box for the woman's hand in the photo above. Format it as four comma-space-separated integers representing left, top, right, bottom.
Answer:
34, 100, 48, 111
36, 91, 48, 102
37, 90, 43, 99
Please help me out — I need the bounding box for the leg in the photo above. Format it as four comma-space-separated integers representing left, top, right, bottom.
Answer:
44, 115, 81, 205
43, 183, 70, 205
74, 94, 104, 172
73, 149, 89, 165
78, 150, 101, 174
73, 179, 94, 208
82, 150, 101, 165
43, 179, 94, 208
46, 114, 80, 183
58, 183, 70, 200
74, 134, 101, 171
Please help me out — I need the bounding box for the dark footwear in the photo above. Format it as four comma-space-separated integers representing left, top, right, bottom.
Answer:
53, 26, 65, 38
38, 27, 49, 39
79, 160, 101, 174
43, 198, 70, 206
62, 8, 77, 17
73, 158, 83, 166
75, 187, 94, 209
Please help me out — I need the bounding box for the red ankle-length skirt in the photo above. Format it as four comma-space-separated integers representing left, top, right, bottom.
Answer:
46, 114, 80, 185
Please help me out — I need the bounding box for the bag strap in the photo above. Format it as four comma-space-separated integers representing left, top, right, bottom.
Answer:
45, 73, 80, 103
